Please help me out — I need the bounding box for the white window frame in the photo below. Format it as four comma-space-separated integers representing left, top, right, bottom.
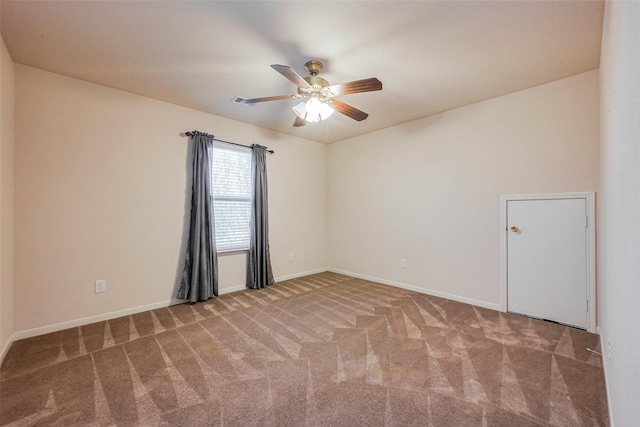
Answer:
211, 142, 252, 253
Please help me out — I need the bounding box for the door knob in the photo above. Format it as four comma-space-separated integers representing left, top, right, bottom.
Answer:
510, 226, 520, 232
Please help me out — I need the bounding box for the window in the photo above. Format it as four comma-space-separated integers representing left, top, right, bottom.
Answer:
211, 142, 252, 252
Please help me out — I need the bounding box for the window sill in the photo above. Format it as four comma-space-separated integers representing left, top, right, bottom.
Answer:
217, 249, 249, 256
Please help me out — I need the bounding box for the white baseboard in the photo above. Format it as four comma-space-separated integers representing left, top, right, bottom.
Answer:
328, 268, 502, 312
217, 267, 331, 295
11, 268, 331, 342
10, 267, 499, 344
218, 285, 247, 294
599, 331, 615, 427
12, 298, 183, 341
1, 332, 17, 365
275, 268, 330, 283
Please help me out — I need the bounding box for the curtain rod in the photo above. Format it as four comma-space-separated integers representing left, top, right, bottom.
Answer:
184, 131, 274, 154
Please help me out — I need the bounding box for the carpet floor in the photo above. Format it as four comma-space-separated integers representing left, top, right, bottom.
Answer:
1, 272, 608, 426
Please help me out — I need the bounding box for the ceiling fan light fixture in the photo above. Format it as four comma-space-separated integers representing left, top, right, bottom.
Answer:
292, 101, 308, 120
292, 97, 335, 123
305, 97, 323, 122
319, 100, 335, 120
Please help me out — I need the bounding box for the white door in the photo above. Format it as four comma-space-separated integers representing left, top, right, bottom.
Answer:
507, 198, 588, 329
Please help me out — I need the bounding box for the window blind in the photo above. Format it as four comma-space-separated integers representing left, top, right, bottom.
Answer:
211, 143, 252, 251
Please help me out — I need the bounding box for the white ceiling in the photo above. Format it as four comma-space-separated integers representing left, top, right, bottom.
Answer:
0, 1, 604, 144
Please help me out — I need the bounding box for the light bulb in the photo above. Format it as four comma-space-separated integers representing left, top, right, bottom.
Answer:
292, 97, 335, 123
305, 98, 322, 122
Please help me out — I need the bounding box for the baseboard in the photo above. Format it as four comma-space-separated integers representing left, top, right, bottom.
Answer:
328, 268, 502, 312
1, 332, 17, 365
217, 268, 331, 295
218, 284, 247, 294
13, 298, 183, 341
599, 331, 615, 427
12, 268, 331, 342
275, 268, 330, 283
11, 267, 498, 343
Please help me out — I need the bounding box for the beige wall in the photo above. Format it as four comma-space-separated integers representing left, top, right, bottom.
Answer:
598, 1, 640, 424
8, 61, 600, 343
14, 65, 327, 333
328, 71, 599, 308
1, 37, 15, 358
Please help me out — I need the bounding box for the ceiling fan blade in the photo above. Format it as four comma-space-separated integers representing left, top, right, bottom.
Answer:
332, 99, 369, 121
271, 64, 311, 88
293, 116, 306, 127
327, 77, 382, 96
234, 94, 296, 105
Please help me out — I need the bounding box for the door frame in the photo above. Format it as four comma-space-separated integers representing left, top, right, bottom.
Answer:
500, 192, 596, 332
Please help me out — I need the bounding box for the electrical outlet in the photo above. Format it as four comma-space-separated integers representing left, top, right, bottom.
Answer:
608, 339, 612, 364
288, 253, 294, 262
95, 279, 106, 293
400, 258, 407, 269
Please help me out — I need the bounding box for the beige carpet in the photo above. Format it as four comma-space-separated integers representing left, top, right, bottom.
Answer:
1, 272, 608, 426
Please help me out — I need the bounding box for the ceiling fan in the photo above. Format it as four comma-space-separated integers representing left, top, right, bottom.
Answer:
234, 60, 382, 127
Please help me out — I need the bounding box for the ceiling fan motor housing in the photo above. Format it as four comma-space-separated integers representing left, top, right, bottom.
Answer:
304, 60, 324, 76
303, 75, 330, 87
303, 60, 330, 92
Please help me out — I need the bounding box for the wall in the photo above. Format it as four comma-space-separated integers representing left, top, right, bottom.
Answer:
14, 65, 327, 334
328, 71, 599, 308
7, 58, 603, 350
0, 37, 15, 360
598, 1, 640, 424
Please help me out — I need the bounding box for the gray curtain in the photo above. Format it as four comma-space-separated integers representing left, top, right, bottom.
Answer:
246, 144, 274, 289
177, 132, 218, 302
